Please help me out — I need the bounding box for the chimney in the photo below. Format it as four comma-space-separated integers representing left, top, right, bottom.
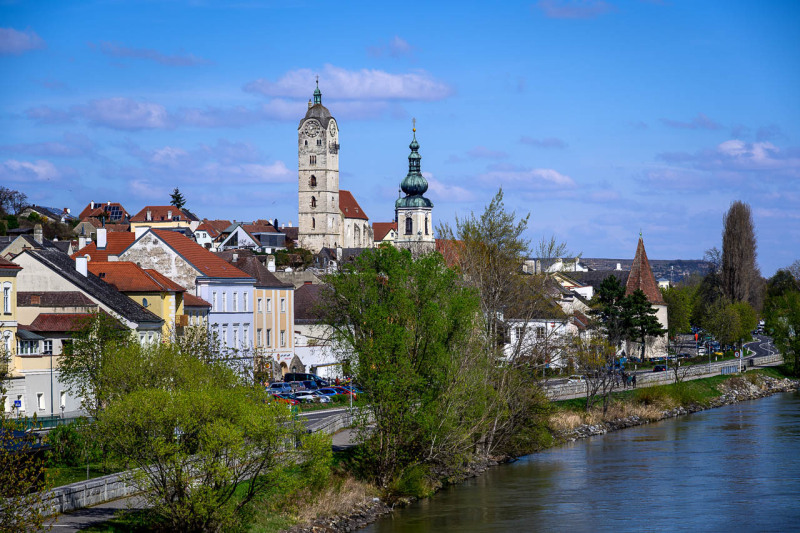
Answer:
31, 294, 41, 306
616, 262, 622, 271
167, 210, 172, 219
107, 201, 111, 206
288, 221, 292, 228
308, 99, 313, 109
146, 210, 152, 221
76, 256, 88, 277
134, 226, 150, 240
90, 201, 95, 210
267, 255, 276, 272
274, 218, 278, 229
34, 224, 43, 244
97, 227, 107, 249
304, 281, 312, 285
232, 253, 238, 262
78, 236, 87, 250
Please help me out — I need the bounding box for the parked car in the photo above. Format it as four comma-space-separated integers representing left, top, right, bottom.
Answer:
678, 353, 691, 359
331, 386, 357, 398
268, 382, 293, 394
567, 375, 585, 384
292, 391, 318, 404
271, 393, 298, 405
311, 391, 333, 403
283, 373, 328, 387
301, 380, 319, 391
653, 365, 667, 372
316, 388, 339, 397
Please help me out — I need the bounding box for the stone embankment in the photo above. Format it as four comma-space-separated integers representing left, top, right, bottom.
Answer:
559, 375, 799, 442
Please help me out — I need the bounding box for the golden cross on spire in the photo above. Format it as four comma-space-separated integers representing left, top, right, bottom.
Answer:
412, 117, 416, 132
315, 75, 319, 85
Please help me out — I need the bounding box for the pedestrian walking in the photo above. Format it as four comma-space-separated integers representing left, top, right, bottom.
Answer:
632, 375, 637, 388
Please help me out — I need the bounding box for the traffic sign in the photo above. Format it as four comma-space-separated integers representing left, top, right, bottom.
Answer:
734, 351, 740, 358
13, 400, 21, 408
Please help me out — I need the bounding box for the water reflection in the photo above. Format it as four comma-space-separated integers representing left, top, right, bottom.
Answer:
362, 392, 800, 533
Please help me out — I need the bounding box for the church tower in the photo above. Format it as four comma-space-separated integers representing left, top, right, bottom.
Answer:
395, 122, 434, 250
298, 81, 340, 252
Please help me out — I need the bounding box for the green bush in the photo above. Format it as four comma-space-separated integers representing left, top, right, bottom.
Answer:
388, 463, 436, 499
46, 419, 100, 467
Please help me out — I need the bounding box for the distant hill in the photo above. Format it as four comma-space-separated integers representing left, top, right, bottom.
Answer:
581, 258, 713, 283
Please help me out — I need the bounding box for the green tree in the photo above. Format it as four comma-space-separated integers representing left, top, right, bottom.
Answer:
623, 289, 667, 361
704, 300, 741, 348
721, 201, 763, 309
661, 286, 691, 338
590, 275, 627, 349
58, 312, 132, 418
98, 342, 326, 532
764, 267, 800, 376
170, 187, 186, 210
437, 189, 558, 457
731, 301, 758, 346
322, 245, 483, 487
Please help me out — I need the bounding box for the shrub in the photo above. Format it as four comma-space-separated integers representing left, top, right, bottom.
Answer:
46, 419, 100, 467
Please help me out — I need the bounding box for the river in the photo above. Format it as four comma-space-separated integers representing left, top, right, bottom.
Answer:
362, 391, 800, 533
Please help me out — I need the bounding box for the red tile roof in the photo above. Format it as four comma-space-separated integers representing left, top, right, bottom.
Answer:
195, 222, 221, 238
200, 219, 232, 236
0, 256, 22, 270
151, 230, 252, 279
372, 222, 397, 242
625, 237, 665, 305
242, 223, 277, 234
87, 261, 186, 293
339, 190, 368, 220
23, 313, 96, 332
183, 293, 211, 308
130, 206, 196, 223
78, 202, 129, 220
71, 233, 136, 262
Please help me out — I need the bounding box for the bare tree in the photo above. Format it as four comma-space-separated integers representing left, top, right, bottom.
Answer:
721, 201, 759, 306
704, 246, 722, 274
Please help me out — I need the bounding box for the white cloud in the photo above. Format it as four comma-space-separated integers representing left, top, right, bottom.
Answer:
77, 98, 171, 130
480, 166, 577, 190
0, 27, 45, 55
244, 64, 452, 101
425, 175, 476, 203
0, 159, 61, 182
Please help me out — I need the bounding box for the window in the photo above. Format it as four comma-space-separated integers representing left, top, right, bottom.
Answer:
243, 293, 248, 312
280, 330, 286, 347
425, 217, 429, 235
309, 175, 317, 187
212, 291, 218, 311
280, 298, 286, 312
266, 329, 272, 345
233, 326, 239, 348
312, 217, 316, 229
60, 391, 66, 409
2, 284, 10, 314
536, 326, 546, 340
304, 140, 308, 147
222, 293, 227, 312
221, 325, 227, 345
257, 328, 262, 346
257, 298, 263, 312
233, 292, 238, 312
244, 324, 250, 346
141, 297, 149, 308
266, 298, 272, 312
43, 340, 53, 354
37, 393, 45, 411
17, 340, 38, 355
309, 155, 316, 165
405, 217, 413, 235
514, 326, 524, 340
311, 196, 317, 208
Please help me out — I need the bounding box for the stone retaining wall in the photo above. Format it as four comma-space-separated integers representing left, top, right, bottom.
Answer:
39, 471, 139, 516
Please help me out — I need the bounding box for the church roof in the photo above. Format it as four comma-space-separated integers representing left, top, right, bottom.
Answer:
625, 237, 665, 305
339, 190, 369, 220
396, 126, 433, 209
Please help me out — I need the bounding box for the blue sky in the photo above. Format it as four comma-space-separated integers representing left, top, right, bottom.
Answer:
1, 0, 798, 274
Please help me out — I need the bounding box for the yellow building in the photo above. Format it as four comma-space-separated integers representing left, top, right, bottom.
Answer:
129, 205, 199, 233
87, 261, 186, 339
1, 256, 22, 370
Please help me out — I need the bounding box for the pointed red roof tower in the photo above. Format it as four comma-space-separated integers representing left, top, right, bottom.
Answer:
625, 235, 665, 305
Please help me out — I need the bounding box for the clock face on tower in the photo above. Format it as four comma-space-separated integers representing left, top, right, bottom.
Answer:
304, 121, 320, 137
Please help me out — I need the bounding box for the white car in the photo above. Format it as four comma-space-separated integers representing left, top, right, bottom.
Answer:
311, 391, 332, 403
567, 375, 585, 384
293, 391, 319, 404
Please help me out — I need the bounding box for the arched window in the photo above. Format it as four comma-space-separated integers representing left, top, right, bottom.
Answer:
405, 217, 413, 235
311, 217, 316, 229
309, 155, 316, 165
310, 196, 317, 208
304, 140, 308, 147
425, 217, 429, 235
309, 175, 317, 187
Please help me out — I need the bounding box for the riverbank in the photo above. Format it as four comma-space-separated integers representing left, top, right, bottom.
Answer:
280, 369, 799, 533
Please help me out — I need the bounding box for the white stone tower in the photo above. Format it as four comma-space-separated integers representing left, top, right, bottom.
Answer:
298, 80, 340, 253
394, 121, 434, 250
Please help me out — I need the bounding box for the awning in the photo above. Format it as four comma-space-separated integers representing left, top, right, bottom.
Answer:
16, 329, 45, 341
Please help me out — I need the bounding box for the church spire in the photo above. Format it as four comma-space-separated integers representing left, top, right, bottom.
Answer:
313, 76, 322, 105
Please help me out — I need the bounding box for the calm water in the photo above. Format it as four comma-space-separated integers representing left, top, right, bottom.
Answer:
363, 392, 800, 533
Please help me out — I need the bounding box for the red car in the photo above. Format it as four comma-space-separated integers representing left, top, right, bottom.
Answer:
331, 386, 357, 399
271, 393, 299, 406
